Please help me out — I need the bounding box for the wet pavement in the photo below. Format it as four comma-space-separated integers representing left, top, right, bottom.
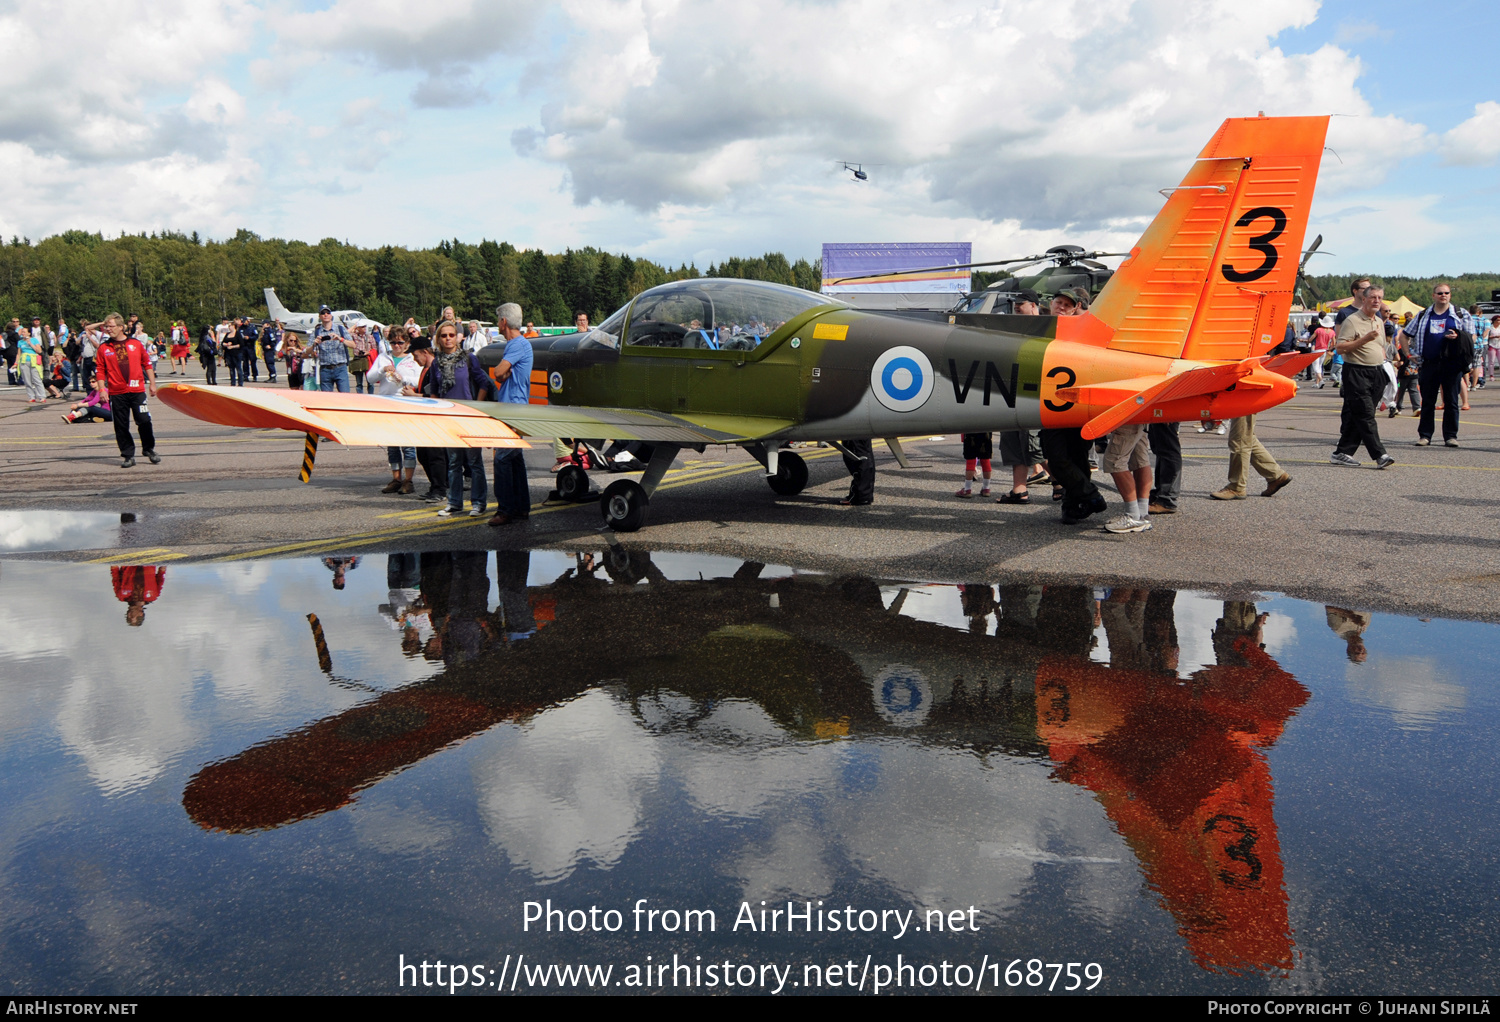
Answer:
1, 548, 1496, 995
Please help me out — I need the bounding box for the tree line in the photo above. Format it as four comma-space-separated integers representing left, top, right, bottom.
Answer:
1303, 272, 1500, 310
0, 229, 822, 333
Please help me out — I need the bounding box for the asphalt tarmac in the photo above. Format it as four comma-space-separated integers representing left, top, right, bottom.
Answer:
5, 372, 1497, 620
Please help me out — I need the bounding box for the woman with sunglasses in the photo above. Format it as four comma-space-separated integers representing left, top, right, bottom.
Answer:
423, 320, 496, 516
367, 332, 422, 494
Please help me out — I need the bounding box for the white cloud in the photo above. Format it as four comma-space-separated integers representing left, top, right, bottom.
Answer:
514, 0, 1419, 232
0, 0, 258, 238
1440, 101, 1500, 166
268, 0, 538, 108
474, 689, 662, 881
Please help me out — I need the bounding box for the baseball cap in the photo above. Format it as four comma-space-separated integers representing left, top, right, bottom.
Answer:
407, 336, 433, 351
1016, 288, 1042, 305
1062, 286, 1091, 307
319, 305, 332, 314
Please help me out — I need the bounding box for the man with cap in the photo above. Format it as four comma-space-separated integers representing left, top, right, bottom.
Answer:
309, 306, 356, 393
400, 334, 450, 500
1038, 287, 1109, 524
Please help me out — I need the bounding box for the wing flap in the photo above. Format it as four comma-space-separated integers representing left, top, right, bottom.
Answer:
473, 403, 793, 443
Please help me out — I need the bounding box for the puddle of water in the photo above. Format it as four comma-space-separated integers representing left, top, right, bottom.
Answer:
0, 550, 1496, 995
0, 510, 133, 552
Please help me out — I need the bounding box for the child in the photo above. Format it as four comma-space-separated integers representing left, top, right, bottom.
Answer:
63, 379, 112, 423
955, 433, 992, 498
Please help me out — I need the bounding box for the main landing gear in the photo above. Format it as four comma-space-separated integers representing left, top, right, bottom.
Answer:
595, 444, 679, 532
749, 443, 808, 496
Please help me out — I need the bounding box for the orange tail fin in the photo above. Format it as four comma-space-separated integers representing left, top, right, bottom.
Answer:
1090, 115, 1329, 362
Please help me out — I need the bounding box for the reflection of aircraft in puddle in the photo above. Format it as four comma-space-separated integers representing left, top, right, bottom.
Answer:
1037, 596, 1309, 974
183, 550, 1053, 832
183, 557, 1308, 974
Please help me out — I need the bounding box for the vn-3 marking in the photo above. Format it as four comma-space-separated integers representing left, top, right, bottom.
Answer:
948, 360, 1020, 408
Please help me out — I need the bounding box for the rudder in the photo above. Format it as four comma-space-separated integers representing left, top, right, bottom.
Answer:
1090, 115, 1329, 362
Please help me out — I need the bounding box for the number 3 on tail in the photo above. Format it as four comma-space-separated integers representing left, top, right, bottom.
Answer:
1221, 206, 1287, 283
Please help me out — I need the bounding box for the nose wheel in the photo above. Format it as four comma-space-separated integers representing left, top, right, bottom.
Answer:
556, 464, 591, 502
600, 479, 649, 532
766, 451, 808, 496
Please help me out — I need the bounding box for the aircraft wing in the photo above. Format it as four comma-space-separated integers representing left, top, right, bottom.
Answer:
473, 403, 796, 444
157, 383, 794, 448
156, 384, 530, 448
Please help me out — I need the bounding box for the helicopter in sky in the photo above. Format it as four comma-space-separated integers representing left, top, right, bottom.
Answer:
839, 162, 870, 181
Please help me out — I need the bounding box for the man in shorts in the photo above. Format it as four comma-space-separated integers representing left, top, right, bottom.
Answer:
1101, 424, 1153, 534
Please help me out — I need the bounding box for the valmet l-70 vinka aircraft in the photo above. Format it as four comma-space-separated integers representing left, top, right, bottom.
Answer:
161, 115, 1328, 532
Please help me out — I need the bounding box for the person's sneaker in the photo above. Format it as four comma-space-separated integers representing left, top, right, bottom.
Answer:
1388, 407, 1398, 418
145, 450, 161, 464
1215, 422, 1227, 435
436, 506, 459, 518
468, 506, 485, 517
1148, 502, 1177, 515
1330, 452, 1360, 467
1444, 438, 1459, 447
120, 456, 135, 468
1413, 437, 1430, 446
421, 490, 446, 503
954, 488, 974, 498
550, 458, 571, 473
1263, 473, 1293, 497
381, 479, 403, 493
1025, 469, 1051, 485
1211, 487, 1247, 500
1103, 514, 1151, 534
1376, 454, 1396, 469
399, 480, 414, 494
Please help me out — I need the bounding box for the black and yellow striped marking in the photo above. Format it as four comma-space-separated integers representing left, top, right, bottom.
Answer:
298, 432, 319, 483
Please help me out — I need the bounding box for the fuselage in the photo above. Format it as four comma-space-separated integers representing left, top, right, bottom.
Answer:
515, 304, 1295, 441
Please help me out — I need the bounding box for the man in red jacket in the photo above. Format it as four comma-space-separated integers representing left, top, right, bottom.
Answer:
92, 312, 159, 468
111, 565, 166, 626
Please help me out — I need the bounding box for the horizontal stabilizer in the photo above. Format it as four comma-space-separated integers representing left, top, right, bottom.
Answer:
157, 384, 530, 449
1259, 350, 1323, 378
1072, 360, 1270, 440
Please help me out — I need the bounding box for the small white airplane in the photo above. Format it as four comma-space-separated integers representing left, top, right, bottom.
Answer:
263, 288, 386, 334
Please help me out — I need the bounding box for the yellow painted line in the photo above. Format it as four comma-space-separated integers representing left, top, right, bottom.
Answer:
82, 546, 176, 564
215, 448, 848, 561
374, 460, 743, 520
217, 514, 492, 562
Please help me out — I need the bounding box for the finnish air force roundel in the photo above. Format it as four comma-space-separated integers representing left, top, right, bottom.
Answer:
870, 346, 934, 413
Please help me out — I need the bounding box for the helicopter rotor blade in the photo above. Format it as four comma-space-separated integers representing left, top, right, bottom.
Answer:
826, 254, 1049, 285
825, 248, 1130, 286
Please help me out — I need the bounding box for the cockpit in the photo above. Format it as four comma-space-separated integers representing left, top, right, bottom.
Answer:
580, 278, 842, 354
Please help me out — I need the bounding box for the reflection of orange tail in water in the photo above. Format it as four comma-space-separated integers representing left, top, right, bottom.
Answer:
183, 687, 534, 832
1037, 638, 1309, 974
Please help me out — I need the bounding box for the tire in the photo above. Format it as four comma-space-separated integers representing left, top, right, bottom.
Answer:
600, 479, 648, 532
556, 464, 590, 502
767, 451, 808, 496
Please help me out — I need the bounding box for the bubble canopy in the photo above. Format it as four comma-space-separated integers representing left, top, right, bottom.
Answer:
590, 279, 843, 353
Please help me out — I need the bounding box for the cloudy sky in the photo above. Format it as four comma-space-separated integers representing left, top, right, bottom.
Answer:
0, 0, 1494, 274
